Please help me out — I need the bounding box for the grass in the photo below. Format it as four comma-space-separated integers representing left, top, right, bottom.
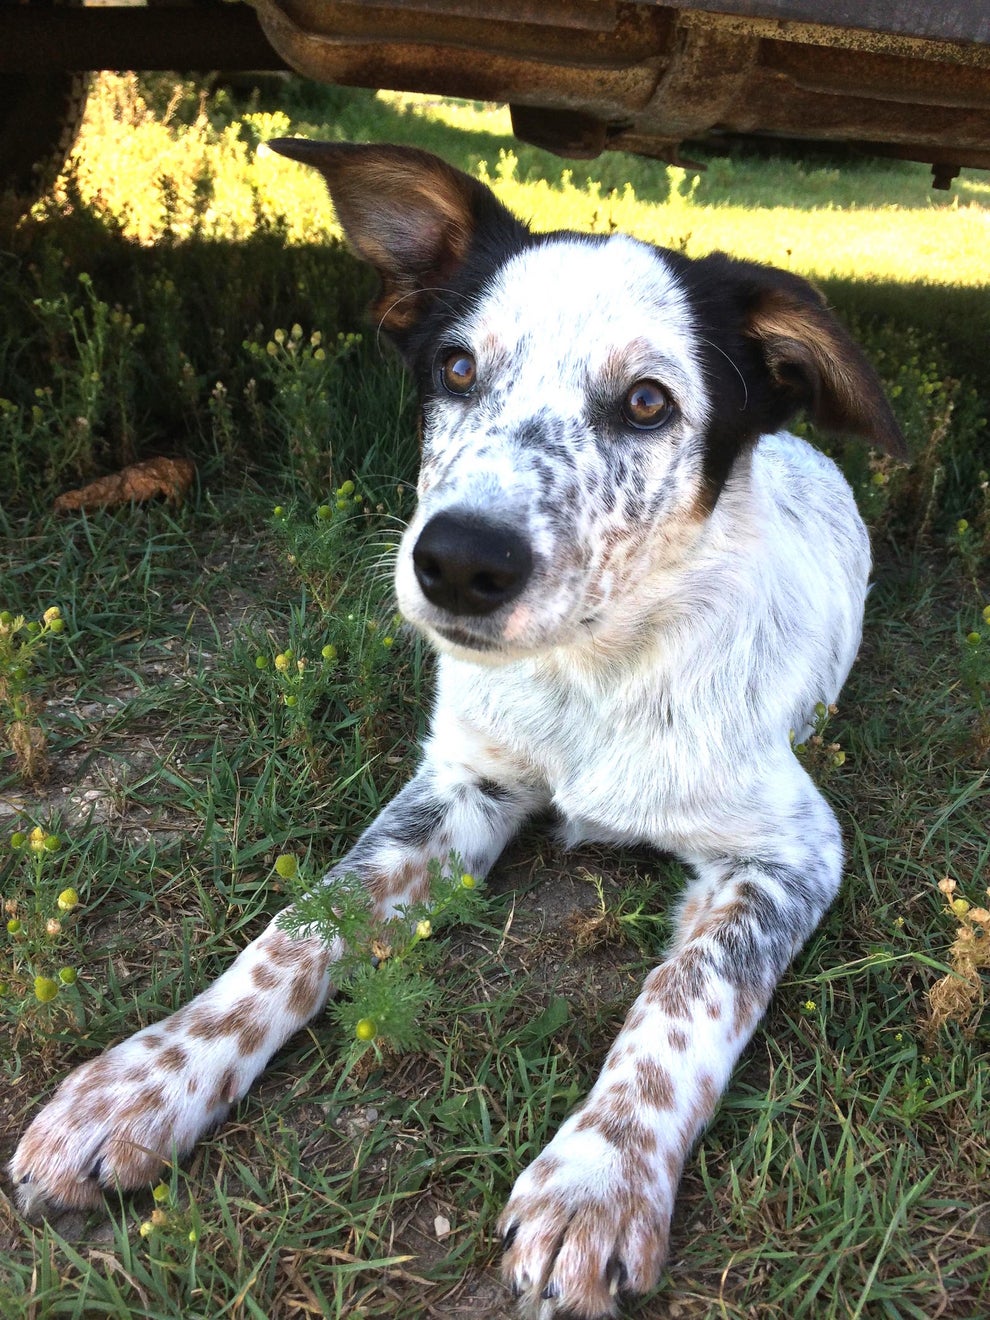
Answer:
0, 72, 988, 1319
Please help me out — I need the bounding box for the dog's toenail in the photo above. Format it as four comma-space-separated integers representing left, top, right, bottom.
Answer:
502, 1222, 518, 1251
540, 1281, 559, 1300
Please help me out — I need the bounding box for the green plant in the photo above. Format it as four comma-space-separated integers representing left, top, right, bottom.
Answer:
792, 700, 847, 779
0, 606, 65, 781
244, 325, 363, 494
1, 827, 82, 1043
278, 854, 487, 1055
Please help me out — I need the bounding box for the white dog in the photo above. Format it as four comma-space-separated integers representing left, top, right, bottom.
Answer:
12, 142, 905, 1318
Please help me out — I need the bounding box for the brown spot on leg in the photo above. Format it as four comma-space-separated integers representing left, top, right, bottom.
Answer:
158, 1045, 187, 1073
238, 1021, 269, 1056
637, 1059, 676, 1111
187, 1006, 225, 1040
287, 968, 325, 1020
250, 962, 281, 991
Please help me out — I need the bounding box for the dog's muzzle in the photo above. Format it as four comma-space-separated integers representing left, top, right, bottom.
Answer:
412, 511, 533, 617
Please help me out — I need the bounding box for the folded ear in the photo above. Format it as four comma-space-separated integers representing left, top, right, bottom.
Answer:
268, 139, 527, 341
744, 269, 907, 458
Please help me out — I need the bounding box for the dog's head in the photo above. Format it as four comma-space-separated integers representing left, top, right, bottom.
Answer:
271, 139, 905, 664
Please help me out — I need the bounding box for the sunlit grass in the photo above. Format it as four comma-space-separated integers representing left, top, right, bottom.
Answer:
61, 76, 990, 287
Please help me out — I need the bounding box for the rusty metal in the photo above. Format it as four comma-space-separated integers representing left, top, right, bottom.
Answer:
356, 0, 619, 33
653, 0, 990, 48
253, 0, 990, 175
509, 105, 609, 159
0, 0, 986, 181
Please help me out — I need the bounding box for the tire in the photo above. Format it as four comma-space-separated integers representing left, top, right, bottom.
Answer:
0, 67, 89, 202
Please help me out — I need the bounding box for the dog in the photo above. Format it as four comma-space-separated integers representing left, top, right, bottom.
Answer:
11, 141, 905, 1317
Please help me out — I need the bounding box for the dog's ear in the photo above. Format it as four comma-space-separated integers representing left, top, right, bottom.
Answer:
268, 139, 526, 340
743, 268, 907, 458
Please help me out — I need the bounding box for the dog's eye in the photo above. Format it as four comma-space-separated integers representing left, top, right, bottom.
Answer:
440, 350, 477, 396
622, 380, 673, 430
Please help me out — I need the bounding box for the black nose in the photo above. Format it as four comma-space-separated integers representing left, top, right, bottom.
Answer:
412, 512, 533, 617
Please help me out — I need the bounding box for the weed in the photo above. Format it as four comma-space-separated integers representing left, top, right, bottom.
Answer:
792, 701, 847, 779
925, 875, 990, 1037
1, 828, 83, 1046
278, 853, 488, 1055
0, 606, 65, 781
567, 870, 671, 953
244, 324, 364, 495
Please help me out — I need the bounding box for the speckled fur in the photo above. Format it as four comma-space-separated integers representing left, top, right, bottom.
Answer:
10, 143, 905, 1318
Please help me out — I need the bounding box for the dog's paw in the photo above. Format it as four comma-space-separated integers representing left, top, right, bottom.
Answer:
498, 1117, 673, 1318
9, 1021, 245, 1217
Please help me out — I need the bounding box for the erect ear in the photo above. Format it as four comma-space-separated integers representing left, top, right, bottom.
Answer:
744, 268, 907, 458
268, 139, 527, 340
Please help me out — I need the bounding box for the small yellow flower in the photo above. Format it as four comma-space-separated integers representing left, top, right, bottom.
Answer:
152, 1183, 170, 1204
274, 652, 290, 673
951, 898, 971, 917
34, 976, 58, 1003
29, 826, 47, 852
415, 919, 432, 940
57, 887, 80, 911
42, 606, 61, 624
274, 854, 298, 879
355, 1018, 377, 1041
460, 873, 476, 889
139, 1221, 154, 1238
803, 999, 817, 1012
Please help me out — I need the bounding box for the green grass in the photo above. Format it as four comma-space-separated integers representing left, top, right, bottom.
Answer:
0, 73, 989, 1319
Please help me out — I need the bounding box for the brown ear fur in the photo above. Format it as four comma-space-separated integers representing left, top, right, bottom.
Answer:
747, 282, 907, 458
269, 139, 491, 335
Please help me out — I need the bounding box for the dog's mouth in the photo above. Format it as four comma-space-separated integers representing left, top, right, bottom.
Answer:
430, 621, 501, 653
422, 610, 602, 665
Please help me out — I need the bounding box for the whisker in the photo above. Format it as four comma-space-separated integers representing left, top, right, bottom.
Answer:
696, 335, 750, 411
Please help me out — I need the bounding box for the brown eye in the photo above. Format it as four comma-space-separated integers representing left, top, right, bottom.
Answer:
621, 380, 673, 430
440, 349, 477, 395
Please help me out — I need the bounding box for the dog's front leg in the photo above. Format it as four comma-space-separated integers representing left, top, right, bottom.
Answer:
10, 752, 540, 1217
500, 789, 843, 1319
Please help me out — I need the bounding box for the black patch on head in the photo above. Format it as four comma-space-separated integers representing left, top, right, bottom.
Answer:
666, 249, 904, 508
660, 250, 802, 509
399, 207, 535, 390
